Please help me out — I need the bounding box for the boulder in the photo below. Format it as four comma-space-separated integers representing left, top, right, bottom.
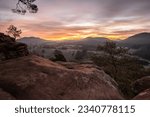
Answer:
133, 88, 150, 100
0, 33, 29, 61
0, 88, 15, 100
132, 76, 150, 94
0, 55, 123, 100
0, 32, 15, 43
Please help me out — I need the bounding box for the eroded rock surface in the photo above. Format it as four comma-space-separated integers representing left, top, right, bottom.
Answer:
132, 76, 150, 94
0, 55, 123, 100
133, 88, 150, 100
0, 88, 15, 100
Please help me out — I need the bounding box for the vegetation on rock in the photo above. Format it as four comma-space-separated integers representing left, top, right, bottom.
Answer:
92, 41, 145, 98
6, 25, 22, 39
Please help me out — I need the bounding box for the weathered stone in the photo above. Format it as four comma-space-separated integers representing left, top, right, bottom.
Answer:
0, 33, 29, 60
0, 88, 15, 100
132, 76, 150, 94
133, 88, 150, 100
0, 32, 15, 43
0, 55, 123, 100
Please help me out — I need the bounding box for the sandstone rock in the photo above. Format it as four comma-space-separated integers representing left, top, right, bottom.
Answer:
133, 88, 150, 100
0, 55, 123, 100
132, 76, 150, 94
0, 32, 15, 43
0, 33, 29, 61
0, 88, 15, 100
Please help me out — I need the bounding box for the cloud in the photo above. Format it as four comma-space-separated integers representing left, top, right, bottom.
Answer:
0, 0, 150, 40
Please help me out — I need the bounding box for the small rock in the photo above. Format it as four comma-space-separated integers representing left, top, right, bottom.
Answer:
133, 88, 150, 100
0, 88, 15, 100
131, 76, 150, 94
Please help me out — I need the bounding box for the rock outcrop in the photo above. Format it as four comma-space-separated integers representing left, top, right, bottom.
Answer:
0, 88, 15, 100
132, 76, 150, 100
133, 89, 150, 100
0, 55, 123, 100
0, 33, 29, 61
132, 76, 150, 94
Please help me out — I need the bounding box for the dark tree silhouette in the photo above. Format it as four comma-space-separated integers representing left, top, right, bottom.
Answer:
12, 0, 38, 15
6, 25, 22, 39
53, 50, 67, 62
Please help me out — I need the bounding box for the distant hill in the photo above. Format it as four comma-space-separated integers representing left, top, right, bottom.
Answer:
121, 32, 150, 45
75, 37, 110, 46
18, 37, 49, 45
18, 36, 110, 46
119, 32, 150, 60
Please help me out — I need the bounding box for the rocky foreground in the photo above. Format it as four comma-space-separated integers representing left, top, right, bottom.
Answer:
0, 55, 123, 99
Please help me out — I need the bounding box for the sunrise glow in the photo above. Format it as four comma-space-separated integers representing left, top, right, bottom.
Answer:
0, 0, 150, 40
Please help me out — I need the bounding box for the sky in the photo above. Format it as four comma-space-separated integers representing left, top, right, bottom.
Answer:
0, 0, 150, 40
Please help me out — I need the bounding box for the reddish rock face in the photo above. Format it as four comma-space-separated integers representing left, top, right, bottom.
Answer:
0, 55, 123, 100
133, 89, 150, 100
0, 88, 15, 100
132, 76, 150, 94
0, 33, 29, 61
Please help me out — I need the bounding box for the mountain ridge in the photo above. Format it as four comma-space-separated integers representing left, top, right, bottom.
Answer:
18, 37, 49, 45
19, 32, 150, 46
121, 32, 150, 45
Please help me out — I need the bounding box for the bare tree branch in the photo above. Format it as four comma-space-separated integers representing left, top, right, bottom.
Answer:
6, 25, 22, 39
12, 0, 38, 15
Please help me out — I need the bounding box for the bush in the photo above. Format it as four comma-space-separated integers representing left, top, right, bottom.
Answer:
51, 50, 67, 62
